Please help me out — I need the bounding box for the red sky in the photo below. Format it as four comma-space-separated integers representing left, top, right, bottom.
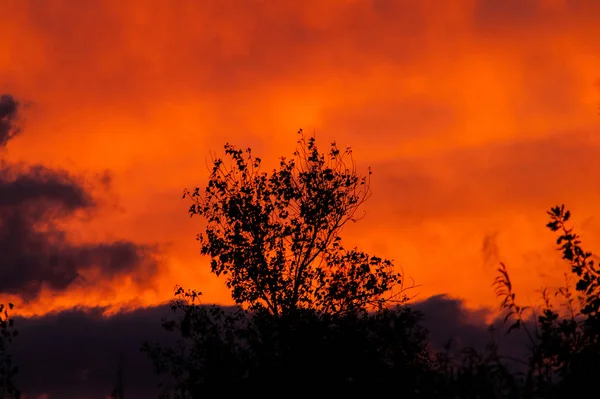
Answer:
1, 0, 599, 319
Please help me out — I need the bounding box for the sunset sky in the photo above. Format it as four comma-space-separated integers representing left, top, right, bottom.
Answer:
2, 0, 600, 318
1, 1, 600, 395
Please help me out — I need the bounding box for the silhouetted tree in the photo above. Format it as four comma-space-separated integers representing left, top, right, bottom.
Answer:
144, 130, 431, 398
182, 129, 408, 316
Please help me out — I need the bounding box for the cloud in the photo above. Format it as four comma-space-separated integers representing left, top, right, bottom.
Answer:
473, 0, 600, 36
412, 294, 531, 371
10, 295, 531, 399
0, 94, 20, 147
369, 129, 600, 223
0, 94, 159, 301
414, 294, 491, 350
482, 232, 500, 268
1, 0, 599, 313
320, 96, 458, 154
0, 163, 159, 300
12, 305, 174, 399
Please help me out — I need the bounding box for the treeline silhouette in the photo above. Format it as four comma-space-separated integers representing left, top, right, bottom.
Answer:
1, 96, 599, 398
141, 131, 600, 399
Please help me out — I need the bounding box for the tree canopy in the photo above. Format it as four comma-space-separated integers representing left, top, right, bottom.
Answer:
182, 129, 406, 316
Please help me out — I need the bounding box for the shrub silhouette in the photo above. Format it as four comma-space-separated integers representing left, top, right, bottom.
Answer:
0, 303, 19, 399
489, 205, 600, 398
0, 95, 21, 399
434, 205, 600, 399
143, 130, 432, 398
144, 287, 434, 398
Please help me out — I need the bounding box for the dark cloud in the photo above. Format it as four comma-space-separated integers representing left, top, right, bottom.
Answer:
8, 296, 533, 399
413, 294, 531, 369
482, 232, 500, 268
0, 164, 93, 210
0, 163, 158, 299
414, 294, 491, 350
0, 94, 159, 299
0, 94, 20, 147
12, 305, 174, 399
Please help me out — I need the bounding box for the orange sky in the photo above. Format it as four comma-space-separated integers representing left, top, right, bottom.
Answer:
1, 0, 599, 318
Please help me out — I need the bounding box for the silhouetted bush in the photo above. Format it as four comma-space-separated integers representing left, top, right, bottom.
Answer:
430, 205, 600, 399
144, 288, 434, 398
0, 303, 20, 399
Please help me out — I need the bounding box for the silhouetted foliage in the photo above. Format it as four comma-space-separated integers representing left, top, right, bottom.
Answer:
144, 129, 600, 399
144, 130, 432, 398
431, 336, 520, 399
0, 303, 19, 399
182, 129, 410, 317
437, 205, 600, 399
144, 287, 434, 398
0, 95, 21, 399
412, 205, 600, 399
